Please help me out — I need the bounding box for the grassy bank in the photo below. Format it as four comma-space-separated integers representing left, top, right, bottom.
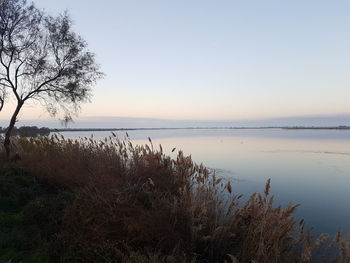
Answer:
0, 135, 349, 263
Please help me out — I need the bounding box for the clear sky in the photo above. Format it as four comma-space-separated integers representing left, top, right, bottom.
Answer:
1, 0, 350, 122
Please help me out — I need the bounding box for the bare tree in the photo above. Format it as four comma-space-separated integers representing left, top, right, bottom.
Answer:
0, 0, 102, 156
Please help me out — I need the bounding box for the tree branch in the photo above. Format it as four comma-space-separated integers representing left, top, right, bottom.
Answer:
24, 71, 62, 100
0, 96, 4, 111
14, 58, 25, 89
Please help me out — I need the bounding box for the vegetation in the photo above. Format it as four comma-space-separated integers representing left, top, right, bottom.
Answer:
0, 167, 72, 262
0, 0, 102, 156
0, 135, 349, 263
0, 126, 50, 137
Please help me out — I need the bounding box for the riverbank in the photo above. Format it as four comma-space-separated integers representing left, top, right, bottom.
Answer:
0, 136, 349, 263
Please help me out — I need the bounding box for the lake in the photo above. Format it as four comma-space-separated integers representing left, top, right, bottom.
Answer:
58, 128, 350, 236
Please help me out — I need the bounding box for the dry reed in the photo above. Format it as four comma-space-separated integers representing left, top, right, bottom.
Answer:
0, 135, 349, 263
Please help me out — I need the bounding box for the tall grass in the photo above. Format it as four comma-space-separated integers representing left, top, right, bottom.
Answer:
1, 134, 349, 262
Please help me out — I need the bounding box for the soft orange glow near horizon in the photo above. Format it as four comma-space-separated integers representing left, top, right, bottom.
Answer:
1, 99, 350, 123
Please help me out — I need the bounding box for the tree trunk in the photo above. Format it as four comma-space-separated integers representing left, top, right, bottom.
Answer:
4, 101, 23, 157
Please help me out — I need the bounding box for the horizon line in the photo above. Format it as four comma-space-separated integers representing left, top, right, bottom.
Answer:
2, 113, 350, 123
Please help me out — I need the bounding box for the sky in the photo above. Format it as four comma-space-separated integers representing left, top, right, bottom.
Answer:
1, 0, 350, 125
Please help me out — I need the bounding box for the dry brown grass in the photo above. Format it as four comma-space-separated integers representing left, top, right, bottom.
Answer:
1, 135, 349, 263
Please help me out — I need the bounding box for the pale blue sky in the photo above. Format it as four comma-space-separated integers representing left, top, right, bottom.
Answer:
1, 0, 350, 121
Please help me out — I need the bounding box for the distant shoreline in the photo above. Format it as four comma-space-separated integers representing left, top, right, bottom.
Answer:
2, 126, 350, 135
50, 126, 350, 132
282, 126, 350, 130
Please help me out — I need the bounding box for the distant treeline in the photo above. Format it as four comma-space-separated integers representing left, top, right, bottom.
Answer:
0, 126, 50, 137
54, 126, 350, 132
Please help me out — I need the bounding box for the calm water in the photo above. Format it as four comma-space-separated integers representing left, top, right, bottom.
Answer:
59, 128, 350, 235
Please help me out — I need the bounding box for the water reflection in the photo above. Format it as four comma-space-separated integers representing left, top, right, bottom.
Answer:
58, 129, 350, 235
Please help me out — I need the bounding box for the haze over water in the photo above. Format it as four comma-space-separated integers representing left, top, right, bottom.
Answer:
59, 128, 350, 235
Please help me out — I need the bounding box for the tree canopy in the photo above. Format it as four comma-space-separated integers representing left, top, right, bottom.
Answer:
0, 0, 102, 155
